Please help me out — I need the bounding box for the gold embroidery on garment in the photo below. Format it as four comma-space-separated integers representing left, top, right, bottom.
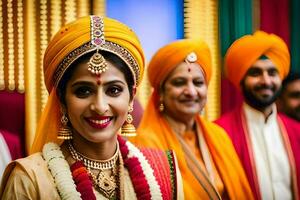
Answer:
53, 41, 140, 87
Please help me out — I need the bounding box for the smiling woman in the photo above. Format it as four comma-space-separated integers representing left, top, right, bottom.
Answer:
0, 16, 183, 200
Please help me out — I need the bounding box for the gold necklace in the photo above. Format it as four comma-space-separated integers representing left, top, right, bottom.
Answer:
68, 141, 120, 199
68, 141, 119, 170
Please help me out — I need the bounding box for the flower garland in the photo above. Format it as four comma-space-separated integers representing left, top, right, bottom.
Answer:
118, 136, 163, 200
70, 161, 96, 200
43, 138, 163, 200
42, 143, 81, 200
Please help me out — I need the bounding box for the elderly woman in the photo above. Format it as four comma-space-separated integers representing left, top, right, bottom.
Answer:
132, 39, 254, 199
0, 16, 183, 199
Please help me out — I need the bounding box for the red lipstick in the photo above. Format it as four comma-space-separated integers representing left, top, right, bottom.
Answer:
85, 116, 112, 129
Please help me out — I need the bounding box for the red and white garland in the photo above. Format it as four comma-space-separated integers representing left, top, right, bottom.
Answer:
42, 136, 163, 200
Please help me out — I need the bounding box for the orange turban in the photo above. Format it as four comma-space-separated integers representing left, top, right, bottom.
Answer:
31, 16, 144, 153
44, 16, 145, 92
148, 39, 212, 92
225, 31, 290, 89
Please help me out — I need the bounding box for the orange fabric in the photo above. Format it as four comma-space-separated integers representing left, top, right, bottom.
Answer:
225, 30, 290, 90
44, 17, 145, 92
30, 16, 145, 154
132, 94, 254, 199
148, 39, 212, 92
183, 131, 225, 196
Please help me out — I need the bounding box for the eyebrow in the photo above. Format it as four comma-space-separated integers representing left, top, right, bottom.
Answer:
71, 80, 126, 88
250, 66, 277, 70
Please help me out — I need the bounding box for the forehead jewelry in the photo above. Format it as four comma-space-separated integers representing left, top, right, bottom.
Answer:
88, 16, 108, 75
185, 52, 197, 72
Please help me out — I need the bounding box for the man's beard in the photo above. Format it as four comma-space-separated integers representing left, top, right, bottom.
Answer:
241, 82, 281, 110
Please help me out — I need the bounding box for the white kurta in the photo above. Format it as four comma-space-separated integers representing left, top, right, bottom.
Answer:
0, 133, 11, 179
244, 103, 292, 200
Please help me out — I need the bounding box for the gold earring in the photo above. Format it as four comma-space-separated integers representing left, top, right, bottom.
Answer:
121, 106, 136, 137
58, 109, 73, 140
159, 102, 164, 112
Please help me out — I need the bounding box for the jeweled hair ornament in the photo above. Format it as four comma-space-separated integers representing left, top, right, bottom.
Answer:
88, 16, 108, 75
185, 52, 197, 63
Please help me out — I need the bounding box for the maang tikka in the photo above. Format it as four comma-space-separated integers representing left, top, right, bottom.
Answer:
88, 16, 108, 75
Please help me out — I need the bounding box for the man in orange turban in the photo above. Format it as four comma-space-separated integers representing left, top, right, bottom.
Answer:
132, 39, 254, 199
216, 31, 300, 200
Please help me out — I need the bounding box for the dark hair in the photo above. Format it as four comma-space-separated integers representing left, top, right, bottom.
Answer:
282, 71, 300, 90
57, 50, 134, 105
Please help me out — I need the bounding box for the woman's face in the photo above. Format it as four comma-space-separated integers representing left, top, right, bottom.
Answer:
161, 62, 207, 122
64, 58, 132, 143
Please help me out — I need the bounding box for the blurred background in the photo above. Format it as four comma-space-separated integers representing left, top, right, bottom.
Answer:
0, 0, 299, 155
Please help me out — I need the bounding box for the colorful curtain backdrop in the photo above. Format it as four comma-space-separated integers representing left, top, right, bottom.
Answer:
290, 0, 300, 73
219, 0, 253, 114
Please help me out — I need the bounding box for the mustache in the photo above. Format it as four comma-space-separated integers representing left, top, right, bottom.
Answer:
253, 84, 275, 91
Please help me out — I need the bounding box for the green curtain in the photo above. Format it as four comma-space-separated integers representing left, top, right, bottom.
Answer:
219, 0, 253, 58
219, 0, 253, 114
290, 0, 300, 73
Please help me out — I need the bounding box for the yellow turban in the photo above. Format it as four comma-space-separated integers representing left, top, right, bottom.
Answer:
31, 16, 144, 153
44, 16, 145, 92
148, 39, 212, 92
225, 31, 290, 89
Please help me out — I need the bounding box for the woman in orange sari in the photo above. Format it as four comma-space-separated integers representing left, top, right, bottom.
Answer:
132, 39, 254, 199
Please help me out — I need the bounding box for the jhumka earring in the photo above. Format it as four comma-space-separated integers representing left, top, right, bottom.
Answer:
159, 102, 164, 112
159, 96, 164, 112
121, 106, 136, 137
57, 108, 73, 140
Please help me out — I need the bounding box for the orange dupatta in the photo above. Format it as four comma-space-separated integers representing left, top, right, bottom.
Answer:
132, 93, 254, 200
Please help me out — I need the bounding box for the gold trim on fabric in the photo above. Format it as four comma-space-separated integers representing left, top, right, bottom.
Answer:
184, 0, 221, 121
53, 41, 140, 87
17, 0, 24, 92
0, 0, 4, 90
7, 0, 15, 90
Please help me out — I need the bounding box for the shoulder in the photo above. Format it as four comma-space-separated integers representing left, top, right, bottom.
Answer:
140, 147, 179, 199
122, 138, 181, 199
215, 107, 241, 125
5, 153, 45, 179
200, 117, 231, 139
0, 153, 56, 199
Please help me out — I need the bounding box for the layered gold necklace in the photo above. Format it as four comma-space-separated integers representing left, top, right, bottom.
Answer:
68, 141, 120, 199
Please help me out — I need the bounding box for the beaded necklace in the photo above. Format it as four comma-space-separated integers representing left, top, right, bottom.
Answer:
68, 141, 120, 199
68, 141, 119, 170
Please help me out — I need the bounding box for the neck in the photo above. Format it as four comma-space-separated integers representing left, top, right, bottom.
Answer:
246, 102, 274, 121
164, 114, 195, 135
71, 134, 118, 160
